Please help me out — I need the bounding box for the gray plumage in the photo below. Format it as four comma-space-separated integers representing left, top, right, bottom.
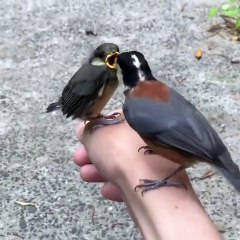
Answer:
46, 43, 119, 120
47, 64, 116, 120
123, 88, 240, 191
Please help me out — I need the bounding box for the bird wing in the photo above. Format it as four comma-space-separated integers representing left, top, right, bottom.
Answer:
61, 64, 109, 119
123, 88, 226, 162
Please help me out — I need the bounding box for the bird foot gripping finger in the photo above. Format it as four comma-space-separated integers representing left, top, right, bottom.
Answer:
138, 146, 155, 155
134, 166, 186, 195
134, 179, 186, 196
103, 112, 122, 120
83, 113, 119, 126
89, 114, 125, 133
84, 115, 103, 125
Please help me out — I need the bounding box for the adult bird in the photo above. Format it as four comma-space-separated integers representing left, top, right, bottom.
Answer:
46, 43, 122, 126
117, 51, 240, 194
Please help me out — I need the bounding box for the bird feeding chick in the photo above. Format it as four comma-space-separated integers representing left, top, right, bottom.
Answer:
46, 43, 123, 128
117, 51, 240, 195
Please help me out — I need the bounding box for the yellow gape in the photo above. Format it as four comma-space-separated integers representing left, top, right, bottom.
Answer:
105, 52, 119, 70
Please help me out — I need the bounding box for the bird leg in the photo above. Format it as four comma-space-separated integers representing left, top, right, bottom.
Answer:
134, 166, 186, 195
138, 146, 155, 155
103, 112, 122, 119
84, 112, 123, 125
89, 113, 125, 133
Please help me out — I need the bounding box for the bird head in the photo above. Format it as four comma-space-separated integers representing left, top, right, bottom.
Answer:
117, 51, 155, 88
90, 43, 119, 70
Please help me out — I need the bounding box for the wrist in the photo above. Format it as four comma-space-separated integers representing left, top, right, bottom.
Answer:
116, 156, 189, 240
116, 156, 222, 240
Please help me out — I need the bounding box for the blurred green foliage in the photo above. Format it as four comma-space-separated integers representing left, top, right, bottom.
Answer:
209, 0, 240, 31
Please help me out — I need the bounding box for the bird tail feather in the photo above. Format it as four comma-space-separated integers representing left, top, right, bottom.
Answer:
46, 102, 62, 113
217, 150, 240, 192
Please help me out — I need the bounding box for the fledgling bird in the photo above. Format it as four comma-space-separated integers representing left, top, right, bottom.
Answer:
117, 51, 240, 194
46, 43, 123, 126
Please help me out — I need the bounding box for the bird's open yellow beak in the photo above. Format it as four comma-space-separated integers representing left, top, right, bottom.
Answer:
105, 52, 119, 70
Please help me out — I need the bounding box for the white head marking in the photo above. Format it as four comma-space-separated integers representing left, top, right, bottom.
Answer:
131, 54, 141, 68
131, 54, 146, 81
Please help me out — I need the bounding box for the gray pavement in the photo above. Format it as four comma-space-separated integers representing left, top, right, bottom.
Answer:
1, 0, 240, 239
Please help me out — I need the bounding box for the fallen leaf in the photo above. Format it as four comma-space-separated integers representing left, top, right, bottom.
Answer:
230, 35, 240, 41
15, 201, 37, 207
199, 169, 216, 180
195, 48, 203, 60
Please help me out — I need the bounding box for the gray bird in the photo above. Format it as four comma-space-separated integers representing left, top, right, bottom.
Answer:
117, 51, 240, 194
47, 43, 122, 126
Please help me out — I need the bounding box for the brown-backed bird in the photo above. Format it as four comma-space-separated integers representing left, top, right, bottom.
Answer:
117, 50, 240, 194
46, 43, 123, 126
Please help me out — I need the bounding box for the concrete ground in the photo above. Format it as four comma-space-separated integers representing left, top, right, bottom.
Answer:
1, 0, 240, 239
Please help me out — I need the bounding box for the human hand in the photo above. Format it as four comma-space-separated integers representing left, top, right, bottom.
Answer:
73, 134, 123, 202
73, 112, 222, 240
73, 111, 192, 199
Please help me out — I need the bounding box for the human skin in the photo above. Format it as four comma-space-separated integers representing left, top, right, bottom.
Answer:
73, 116, 223, 240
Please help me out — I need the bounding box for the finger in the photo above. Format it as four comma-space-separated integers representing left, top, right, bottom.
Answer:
80, 164, 107, 182
101, 183, 123, 202
75, 121, 85, 142
73, 147, 91, 166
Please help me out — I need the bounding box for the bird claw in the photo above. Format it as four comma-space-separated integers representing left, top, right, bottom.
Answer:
138, 146, 155, 155
138, 146, 149, 152
134, 179, 186, 196
103, 112, 121, 120
84, 112, 121, 125
89, 114, 125, 134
